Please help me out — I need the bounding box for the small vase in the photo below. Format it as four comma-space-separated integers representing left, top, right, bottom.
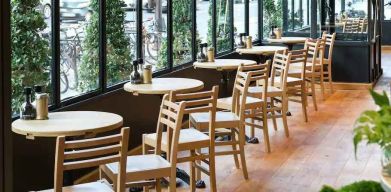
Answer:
382, 148, 391, 177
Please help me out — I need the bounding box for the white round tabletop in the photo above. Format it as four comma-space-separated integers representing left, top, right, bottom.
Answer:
381, 173, 391, 192
12, 111, 124, 138
267, 37, 308, 44
124, 78, 204, 95
236, 46, 287, 55
193, 59, 257, 71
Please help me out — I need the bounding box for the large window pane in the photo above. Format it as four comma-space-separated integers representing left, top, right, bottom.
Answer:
143, 0, 168, 71
263, 0, 282, 38
285, 0, 310, 33
106, 0, 136, 87
216, 0, 233, 53
234, 0, 245, 44
249, 0, 259, 39
11, 0, 51, 114
61, 0, 96, 99
173, 0, 193, 66
196, 0, 211, 44
386, 1, 391, 20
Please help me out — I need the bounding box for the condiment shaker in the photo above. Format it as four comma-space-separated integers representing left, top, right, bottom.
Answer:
246, 36, 253, 49
20, 87, 36, 120
143, 64, 152, 84
207, 47, 215, 62
34, 85, 49, 120
130, 60, 142, 84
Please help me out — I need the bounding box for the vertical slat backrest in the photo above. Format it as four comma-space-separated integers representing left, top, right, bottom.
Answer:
238, 62, 270, 102
322, 32, 336, 62
289, 49, 308, 80
54, 127, 130, 192
271, 50, 291, 90
304, 39, 323, 73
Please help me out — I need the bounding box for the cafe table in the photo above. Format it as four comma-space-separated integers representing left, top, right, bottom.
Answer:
236, 45, 288, 56
266, 37, 308, 50
124, 77, 204, 187
193, 59, 257, 96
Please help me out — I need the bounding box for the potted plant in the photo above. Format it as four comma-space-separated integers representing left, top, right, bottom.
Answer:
353, 90, 391, 176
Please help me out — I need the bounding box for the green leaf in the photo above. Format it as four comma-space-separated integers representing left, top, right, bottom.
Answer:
369, 89, 390, 107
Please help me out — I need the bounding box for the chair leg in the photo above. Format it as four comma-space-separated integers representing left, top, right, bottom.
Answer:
281, 94, 289, 138
143, 186, 150, 192
250, 109, 255, 138
169, 171, 176, 192
195, 148, 202, 181
320, 74, 325, 100
270, 98, 278, 131
190, 150, 196, 192
231, 129, 240, 169
155, 178, 162, 192
310, 78, 318, 111
328, 65, 333, 94
238, 126, 249, 180
301, 83, 308, 122
209, 147, 217, 192
262, 106, 271, 153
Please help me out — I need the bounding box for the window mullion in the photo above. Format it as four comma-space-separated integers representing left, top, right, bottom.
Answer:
52, 0, 60, 107
99, 0, 107, 91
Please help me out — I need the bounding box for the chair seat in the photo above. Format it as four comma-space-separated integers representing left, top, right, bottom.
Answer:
248, 86, 283, 98
217, 96, 264, 110
39, 181, 113, 192
190, 111, 240, 129
102, 154, 171, 182
144, 128, 210, 151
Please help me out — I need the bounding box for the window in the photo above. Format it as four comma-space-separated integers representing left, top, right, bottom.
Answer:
249, 0, 259, 39
216, 0, 233, 53
11, 0, 52, 114
285, 0, 310, 33
263, 0, 282, 38
60, 0, 96, 99
196, 0, 211, 46
386, 1, 391, 20
333, 0, 368, 40
234, 0, 245, 44
173, 0, 193, 66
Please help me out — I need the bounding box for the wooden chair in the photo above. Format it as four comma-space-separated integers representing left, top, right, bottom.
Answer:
248, 52, 291, 137
321, 32, 336, 94
100, 97, 186, 192
142, 87, 219, 191
216, 63, 270, 153
38, 127, 130, 192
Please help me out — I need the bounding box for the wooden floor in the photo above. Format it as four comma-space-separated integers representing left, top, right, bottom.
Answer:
173, 52, 391, 192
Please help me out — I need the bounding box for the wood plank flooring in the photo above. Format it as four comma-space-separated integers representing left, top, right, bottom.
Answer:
172, 52, 391, 192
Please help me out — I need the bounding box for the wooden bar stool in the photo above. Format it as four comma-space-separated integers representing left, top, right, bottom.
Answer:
216, 64, 270, 153
100, 97, 187, 192
141, 87, 219, 191
248, 52, 291, 137
321, 32, 336, 94
38, 127, 130, 192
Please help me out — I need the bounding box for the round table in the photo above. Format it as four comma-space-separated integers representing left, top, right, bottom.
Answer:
236, 46, 288, 56
12, 111, 124, 139
381, 173, 391, 192
193, 59, 257, 96
124, 77, 204, 95
266, 37, 308, 50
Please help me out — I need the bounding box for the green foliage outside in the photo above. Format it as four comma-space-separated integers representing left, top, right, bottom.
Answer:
319, 181, 384, 192
11, 0, 50, 114
263, 0, 282, 38
172, 0, 192, 65
207, 0, 233, 53
78, 0, 132, 91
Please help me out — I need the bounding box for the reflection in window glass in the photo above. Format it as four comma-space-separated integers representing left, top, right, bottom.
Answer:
11, 0, 52, 114
196, 0, 211, 45
249, 0, 259, 39
143, 0, 168, 71
286, 0, 310, 32
234, 0, 245, 45
386, 1, 391, 20
335, 0, 368, 33
173, 0, 192, 66
106, 0, 136, 87
61, 0, 95, 99
216, 0, 233, 53
263, 0, 282, 38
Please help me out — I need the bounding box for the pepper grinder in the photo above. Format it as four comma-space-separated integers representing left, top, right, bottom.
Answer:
197, 43, 208, 62
269, 25, 277, 39
237, 33, 246, 48
130, 60, 142, 84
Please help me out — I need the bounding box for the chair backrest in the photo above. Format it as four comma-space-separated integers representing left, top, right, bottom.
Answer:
270, 50, 292, 90
322, 32, 336, 62
154, 95, 186, 166
232, 63, 269, 120
304, 39, 324, 73
289, 48, 308, 80
54, 127, 130, 192
238, 62, 270, 101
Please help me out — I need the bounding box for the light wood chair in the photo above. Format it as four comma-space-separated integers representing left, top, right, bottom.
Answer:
321, 32, 336, 94
248, 52, 291, 137
216, 63, 270, 153
142, 87, 219, 191
100, 97, 187, 192
38, 127, 130, 192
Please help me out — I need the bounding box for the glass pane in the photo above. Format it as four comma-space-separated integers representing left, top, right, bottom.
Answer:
216, 0, 233, 53
386, 1, 391, 20
143, 0, 168, 71
197, 0, 211, 46
263, 0, 282, 38
249, 0, 259, 39
234, 0, 245, 45
285, 0, 310, 33
333, 0, 368, 40
106, 0, 136, 87
11, 0, 52, 115
60, 0, 97, 99
173, 0, 193, 66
